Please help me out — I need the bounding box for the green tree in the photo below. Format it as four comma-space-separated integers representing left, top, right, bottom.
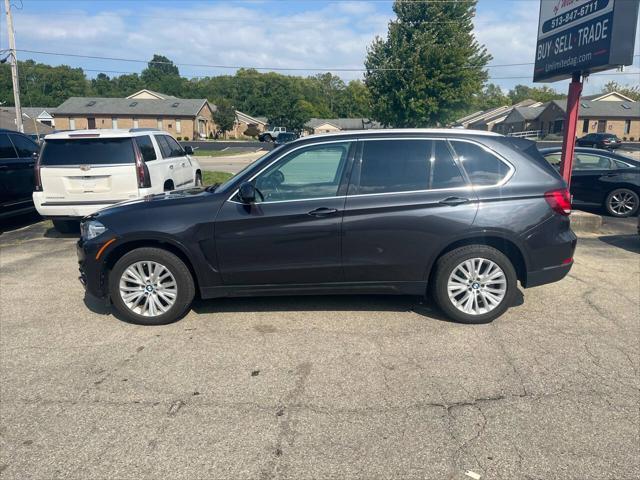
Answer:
601, 81, 640, 101
364, 0, 491, 127
473, 83, 509, 111
140, 54, 184, 96
507, 84, 565, 104
212, 99, 236, 137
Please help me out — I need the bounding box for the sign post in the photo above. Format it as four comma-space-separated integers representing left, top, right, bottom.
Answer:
533, 0, 639, 187
559, 72, 583, 184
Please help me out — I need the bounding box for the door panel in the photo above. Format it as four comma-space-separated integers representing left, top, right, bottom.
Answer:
6, 134, 37, 205
571, 153, 613, 204
214, 140, 354, 285
215, 198, 346, 285
342, 138, 477, 282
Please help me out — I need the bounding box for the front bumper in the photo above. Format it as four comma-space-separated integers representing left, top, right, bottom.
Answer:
77, 237, 112, 299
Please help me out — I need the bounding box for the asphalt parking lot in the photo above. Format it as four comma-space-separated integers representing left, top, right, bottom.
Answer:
0, 216, 638, 480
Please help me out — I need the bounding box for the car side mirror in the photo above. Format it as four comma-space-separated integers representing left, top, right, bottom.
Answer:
183, 146, 194, 155
238, 182, 257, 203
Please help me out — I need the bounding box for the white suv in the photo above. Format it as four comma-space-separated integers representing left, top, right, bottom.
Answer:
33, 129, 202, 232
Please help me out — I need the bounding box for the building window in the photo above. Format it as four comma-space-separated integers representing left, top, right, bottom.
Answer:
133, 118, 139, 129
112, 118, 118, 129
624, 120, 631, 135
176, 120, 181, 134
69, 118, 76, 130
168, 123, 172, 129
157, 119, 163, 130
582, 119, 589, 133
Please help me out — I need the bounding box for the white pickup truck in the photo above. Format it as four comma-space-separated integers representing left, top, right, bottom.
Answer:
258, 127, 286, 142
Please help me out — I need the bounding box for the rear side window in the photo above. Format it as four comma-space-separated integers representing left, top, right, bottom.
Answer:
449, 141, 510, 186
40, 138, 135, 166
0, 134, 17, 159
9, 134, 38, 157
357, 140, 465, 194
134, 135, 157, 161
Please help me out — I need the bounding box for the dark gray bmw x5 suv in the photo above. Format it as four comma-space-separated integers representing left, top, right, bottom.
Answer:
78, 129, 577, 325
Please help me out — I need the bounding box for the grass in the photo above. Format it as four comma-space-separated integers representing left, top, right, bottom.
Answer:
192, 149, 250, 157
202, 170, 234, 185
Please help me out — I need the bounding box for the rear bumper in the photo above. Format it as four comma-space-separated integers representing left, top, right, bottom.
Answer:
524, 261, 573, 288
33, 192, 125, 218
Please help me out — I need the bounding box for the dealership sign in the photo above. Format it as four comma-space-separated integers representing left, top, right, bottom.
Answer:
534, 0, 639, 82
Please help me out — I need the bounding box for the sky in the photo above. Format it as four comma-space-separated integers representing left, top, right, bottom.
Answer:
1, 0, 639, 96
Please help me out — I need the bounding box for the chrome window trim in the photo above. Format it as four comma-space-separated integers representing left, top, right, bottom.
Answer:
226, 136, 515, 206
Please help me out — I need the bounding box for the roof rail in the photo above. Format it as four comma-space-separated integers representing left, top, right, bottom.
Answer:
128, 128, 162, 133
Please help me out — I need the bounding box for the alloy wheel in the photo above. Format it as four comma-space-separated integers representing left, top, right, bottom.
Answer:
119, 261, 178, 317
447, 258, 507, 315
608, 190, 637, 216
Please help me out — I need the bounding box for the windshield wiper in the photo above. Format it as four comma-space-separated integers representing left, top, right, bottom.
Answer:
205, 183, 220, 193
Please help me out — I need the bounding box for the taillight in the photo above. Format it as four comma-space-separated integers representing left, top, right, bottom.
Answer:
545, 188, 571, 216
133, 141, 151, 189
34, 154, 42, 191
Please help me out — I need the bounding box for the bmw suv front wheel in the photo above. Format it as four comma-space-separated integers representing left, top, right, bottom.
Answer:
432, 245, 517, 324
109, 247, 195, 325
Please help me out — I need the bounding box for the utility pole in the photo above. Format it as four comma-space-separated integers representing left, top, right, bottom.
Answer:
4, 0, 23, 133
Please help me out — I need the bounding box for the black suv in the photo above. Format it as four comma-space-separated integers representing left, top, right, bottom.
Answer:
0, 129, 39, 219
576, 133, 622, 150
78, 130, 576, 325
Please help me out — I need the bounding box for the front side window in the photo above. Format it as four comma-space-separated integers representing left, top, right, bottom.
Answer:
449, 141, 511, 186
9, 134, 38, 157
163, 136, 184, 157
251, 142, 351, 202
155, 135, 173, 159
357, 139, 465, 194
135, 135, 157, 162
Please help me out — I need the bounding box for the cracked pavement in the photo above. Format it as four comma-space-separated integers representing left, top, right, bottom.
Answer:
0, 218, 638, 479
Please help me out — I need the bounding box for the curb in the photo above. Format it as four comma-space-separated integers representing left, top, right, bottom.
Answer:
570, 211, 603, 233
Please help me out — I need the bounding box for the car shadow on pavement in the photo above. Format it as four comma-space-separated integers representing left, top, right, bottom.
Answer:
0, 212, 42, 235
598, 234, 640, 254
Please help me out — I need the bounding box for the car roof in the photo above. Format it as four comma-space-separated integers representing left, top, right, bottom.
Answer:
44, 128, 165, 140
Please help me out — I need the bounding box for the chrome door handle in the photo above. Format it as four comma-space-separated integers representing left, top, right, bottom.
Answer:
439, 196, 470, 206
308, 207, 338, 217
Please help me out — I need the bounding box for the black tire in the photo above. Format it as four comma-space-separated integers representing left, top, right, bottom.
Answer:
109, 247, 195, 326
604, 188, 639, 217
432, 245, 517, 324
263, 134, 273, 143
195, 172, 203, 187
52, 219, 79, 233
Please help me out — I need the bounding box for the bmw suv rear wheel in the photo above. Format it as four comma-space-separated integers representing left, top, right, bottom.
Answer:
432, 245, 517, 324
109, 247, 195, 325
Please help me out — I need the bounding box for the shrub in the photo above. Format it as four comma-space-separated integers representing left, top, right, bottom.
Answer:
183, 136, 189, 141
176, 136, 182, 141
622, 136, 627, 141
208, 132, 214, 139
630, 137, 635, 141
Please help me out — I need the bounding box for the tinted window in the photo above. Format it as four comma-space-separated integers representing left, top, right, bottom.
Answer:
9, 134, 38, 157
0, 134, 17, 159
155, 135, 173, 158
40, 138, 135, 166
253, 142, 350, 202
134, 135, 157, 161
358, 140, 466, 194
613, 159, 634, 169
163, 136, 184, 157
574, 153, 612, 170
449, 141, 510, 186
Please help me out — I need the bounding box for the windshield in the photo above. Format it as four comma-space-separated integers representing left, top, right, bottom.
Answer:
40, 138, 135, 166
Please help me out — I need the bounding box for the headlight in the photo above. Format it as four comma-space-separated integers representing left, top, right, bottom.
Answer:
81, 220, 107, 240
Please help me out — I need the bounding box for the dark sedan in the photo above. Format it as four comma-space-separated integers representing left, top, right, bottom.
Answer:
540, 147, 640, 217
576, 133, 622, 150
